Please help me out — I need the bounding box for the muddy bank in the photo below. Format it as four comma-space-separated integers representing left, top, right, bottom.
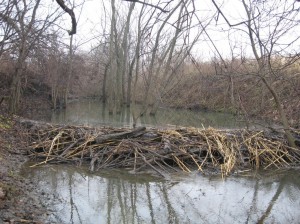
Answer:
0, 120, 56, 223
0, 82, 54, 222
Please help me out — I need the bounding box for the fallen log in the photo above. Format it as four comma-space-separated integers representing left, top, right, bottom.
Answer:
95, 126, 146, 143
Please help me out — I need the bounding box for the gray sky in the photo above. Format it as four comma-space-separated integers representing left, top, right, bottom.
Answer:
59, 0, 300, 60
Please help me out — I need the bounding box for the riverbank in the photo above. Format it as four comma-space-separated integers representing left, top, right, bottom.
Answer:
0, 83, 54, 223
0, 118, 52, 223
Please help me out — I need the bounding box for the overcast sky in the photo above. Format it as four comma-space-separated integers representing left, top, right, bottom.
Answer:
58, 0, 300, 61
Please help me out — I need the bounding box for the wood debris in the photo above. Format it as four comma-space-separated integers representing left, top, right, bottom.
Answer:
18, 119, 300, 177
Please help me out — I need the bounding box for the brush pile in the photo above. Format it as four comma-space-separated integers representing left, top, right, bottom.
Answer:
18, 119, 300, 177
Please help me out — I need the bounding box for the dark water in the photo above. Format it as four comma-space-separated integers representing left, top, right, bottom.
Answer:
51, 99, 250, 129
22, 165, 300, 224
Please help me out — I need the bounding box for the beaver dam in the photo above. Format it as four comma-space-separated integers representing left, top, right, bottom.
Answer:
18, 119, 300, 178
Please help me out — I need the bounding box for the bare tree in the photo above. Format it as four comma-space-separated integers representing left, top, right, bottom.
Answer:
42, 33, 65, 109
139, 0, 203, 115
242, 0, 299, 147
0, 0, 61, 113
212, 0, 300, 147
121, 2, 136, 104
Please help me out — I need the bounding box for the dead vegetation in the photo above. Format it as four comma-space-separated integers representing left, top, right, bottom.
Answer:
16, 119, 300, 178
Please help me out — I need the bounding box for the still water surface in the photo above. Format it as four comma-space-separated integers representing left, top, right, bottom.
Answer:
23, 165, 300, 224
51, 99, 248, 128
24, 100, 299, 223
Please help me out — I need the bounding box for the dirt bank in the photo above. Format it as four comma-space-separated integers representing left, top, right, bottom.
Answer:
0, 119, 55, 223
0, 86, 54, 223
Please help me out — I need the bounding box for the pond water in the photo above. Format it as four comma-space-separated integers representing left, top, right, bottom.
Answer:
22, 165, 300, 224
51, 99, 250, 129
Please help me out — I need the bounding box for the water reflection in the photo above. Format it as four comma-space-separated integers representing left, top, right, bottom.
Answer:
51, 99, 246, 128
23, 165, 300, 224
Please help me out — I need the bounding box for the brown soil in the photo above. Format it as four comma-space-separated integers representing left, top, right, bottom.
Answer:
0, 91, 54, 223
0, 124, 51, 223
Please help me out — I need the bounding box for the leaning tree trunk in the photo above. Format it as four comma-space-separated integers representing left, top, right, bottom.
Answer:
242, 0, 296, 148
260, 76, 296, 148
142, 1, 182, 115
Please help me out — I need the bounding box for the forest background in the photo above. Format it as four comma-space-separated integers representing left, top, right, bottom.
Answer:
0, 0, 299, 146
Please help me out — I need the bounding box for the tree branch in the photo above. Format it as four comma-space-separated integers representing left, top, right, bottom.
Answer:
55, 0, 77, 35
211, 0, 251, 27
123, 0, 169, 13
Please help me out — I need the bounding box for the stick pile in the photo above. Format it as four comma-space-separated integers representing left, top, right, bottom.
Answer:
19, 119, 300, 177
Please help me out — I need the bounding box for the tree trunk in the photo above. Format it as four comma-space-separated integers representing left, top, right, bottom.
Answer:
63, 34, 74, 108
261, 76, 296, 148
102, 62, 109, 103
111, 0, 122, 113
51, 83, 58, 109
108, 2, 116, 115
229, 74, 235, 110
9, 46, 27, 114
127, 57, 135, 106
142, 1, 182, 114
241, 0, 296, 148
121, 3, 135, 105
9, 67, 22, 114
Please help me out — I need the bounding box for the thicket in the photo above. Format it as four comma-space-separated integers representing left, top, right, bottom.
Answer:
1, 53, 299, 128
164, 59, 300, 127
